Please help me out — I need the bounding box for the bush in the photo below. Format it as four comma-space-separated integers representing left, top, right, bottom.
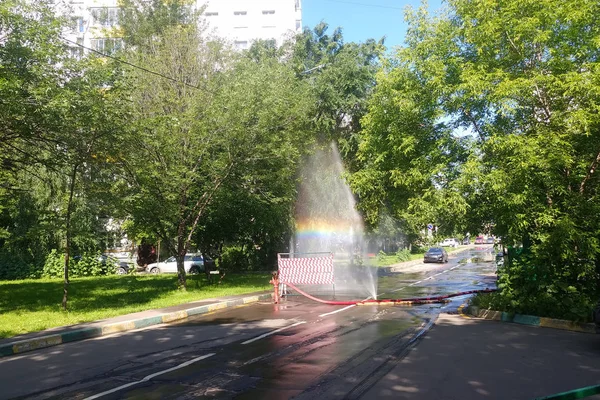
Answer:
42, 250, 113, 278
396, 248, 411, 262
472, 252, 599, 322
220, 246, 249, 272
410, 245, 426, 254
0, 252, 40, 280
377, 250, 388, 261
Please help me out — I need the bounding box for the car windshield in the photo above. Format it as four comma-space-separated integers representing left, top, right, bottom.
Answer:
427, 248, 443, 253
165, 256, 176, 262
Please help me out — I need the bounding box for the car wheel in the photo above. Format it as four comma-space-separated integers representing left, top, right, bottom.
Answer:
150, 267, 160, 274
116, 267, 127, 275
189, 266, 201, 275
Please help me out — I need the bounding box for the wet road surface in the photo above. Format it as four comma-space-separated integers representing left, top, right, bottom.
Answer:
0, 246, 498, 399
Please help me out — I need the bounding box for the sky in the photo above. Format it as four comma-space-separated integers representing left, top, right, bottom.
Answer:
301, 0, 445, 50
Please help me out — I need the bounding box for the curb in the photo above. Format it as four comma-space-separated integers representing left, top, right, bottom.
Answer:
466, 305, 596, 334
0, 293, 273, 358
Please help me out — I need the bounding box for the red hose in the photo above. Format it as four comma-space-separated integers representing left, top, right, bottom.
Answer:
283, 282, 497, 306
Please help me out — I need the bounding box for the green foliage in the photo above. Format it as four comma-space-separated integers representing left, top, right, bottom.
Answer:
117, 0, 202, 49
42, 250, 114, 278
219, 246, 249, 272
356, 0, 600, 317
396, 248, 412, 262
290, 23, 384, 159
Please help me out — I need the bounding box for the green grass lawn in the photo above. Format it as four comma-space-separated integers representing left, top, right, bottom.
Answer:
371, 252, 425, 267
0, 273, 271, 339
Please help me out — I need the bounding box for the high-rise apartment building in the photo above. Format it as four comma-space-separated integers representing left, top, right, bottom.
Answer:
202, 0, 302, 50
59, 0, 302, 54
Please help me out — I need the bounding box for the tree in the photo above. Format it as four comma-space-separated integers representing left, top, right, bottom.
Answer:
290, 23, 385, 160
0, 1, 128, 307
113, 18, 314, 288
348, 52, 470, 239
352, 0, 600, 319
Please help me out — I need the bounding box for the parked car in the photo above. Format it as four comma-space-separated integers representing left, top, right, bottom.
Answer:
439, 238, 459, 248
474, 236, 485, 244
424, 247, 449, 263
485, 236, 495, 244
145, 254, 206, 274
462, 237, 471, 245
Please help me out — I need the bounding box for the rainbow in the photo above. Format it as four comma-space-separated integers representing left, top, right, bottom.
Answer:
295, 218, 356, 239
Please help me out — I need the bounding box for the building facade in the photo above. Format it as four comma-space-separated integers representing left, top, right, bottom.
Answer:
202, 0, 302, 49
59, 0, 302, 54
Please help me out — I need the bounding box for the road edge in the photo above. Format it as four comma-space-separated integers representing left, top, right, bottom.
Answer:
0, 293, 273, 358
466, 305, 596, 334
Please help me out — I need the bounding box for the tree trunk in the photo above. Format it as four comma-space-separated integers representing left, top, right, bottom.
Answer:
176, 224, 187, 290
62, 164, 78, 311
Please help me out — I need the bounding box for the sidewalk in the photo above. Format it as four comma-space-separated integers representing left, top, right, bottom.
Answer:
0, 291, 272, 358
362, 313, 600, 399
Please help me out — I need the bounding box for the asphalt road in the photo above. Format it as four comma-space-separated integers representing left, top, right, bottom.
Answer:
0, 246, 498, 400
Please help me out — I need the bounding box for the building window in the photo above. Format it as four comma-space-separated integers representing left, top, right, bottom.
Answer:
204, 12, 218, 16
296, 20, 301, 30
90, 7, 119, 27
233, 11, 247, 16
234, 40, 248, 50
90, 38, 123, 54
295, 0, 301, 11
69, 37, 84, 58
262, 10, 275, 15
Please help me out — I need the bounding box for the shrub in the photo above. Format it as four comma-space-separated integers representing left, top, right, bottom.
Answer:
42, 250, 113, 278
0, 252, 40, 280
220, 246, 249, 272
396, 248, 411, 262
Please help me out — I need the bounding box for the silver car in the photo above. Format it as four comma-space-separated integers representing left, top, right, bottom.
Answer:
146, 254, 205, 274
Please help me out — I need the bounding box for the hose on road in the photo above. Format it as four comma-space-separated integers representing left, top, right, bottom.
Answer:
283, 282, 497, 306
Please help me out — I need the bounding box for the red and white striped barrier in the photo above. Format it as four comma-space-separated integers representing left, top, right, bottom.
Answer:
277, 253, 334, 285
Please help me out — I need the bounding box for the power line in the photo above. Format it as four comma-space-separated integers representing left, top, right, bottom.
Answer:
324, 0, 405, 10
60, 36, 201, 90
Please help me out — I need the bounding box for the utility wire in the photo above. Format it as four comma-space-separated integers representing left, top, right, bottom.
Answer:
323, 0, 405, 10
60, 36, 201, 90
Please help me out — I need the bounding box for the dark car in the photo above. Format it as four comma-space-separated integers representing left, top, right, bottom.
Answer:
462, 237, 471, 245
424, 247, 448, 263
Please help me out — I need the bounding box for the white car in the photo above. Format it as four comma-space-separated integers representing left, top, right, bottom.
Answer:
146, 254, 205, 274
439, 238, 459, 248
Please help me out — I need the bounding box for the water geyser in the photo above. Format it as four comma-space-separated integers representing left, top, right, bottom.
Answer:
290, 142, 377, 300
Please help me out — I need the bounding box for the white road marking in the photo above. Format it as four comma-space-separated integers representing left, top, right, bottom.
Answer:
319, 305, 356, 317
242, 321, 306, 344
84, 353, 216, 400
